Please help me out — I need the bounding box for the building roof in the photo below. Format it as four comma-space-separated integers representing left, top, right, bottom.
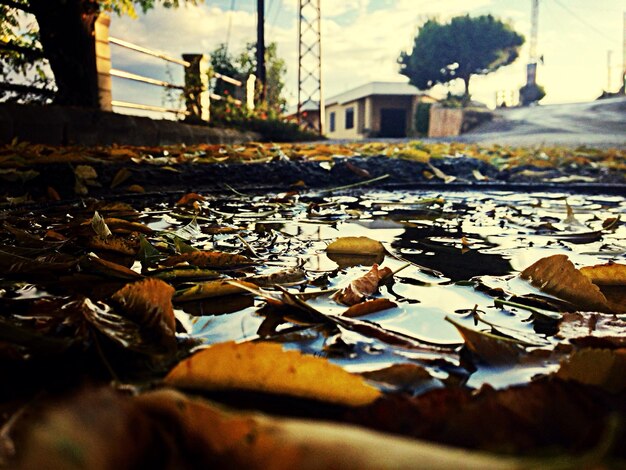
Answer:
326, 81, 425, 106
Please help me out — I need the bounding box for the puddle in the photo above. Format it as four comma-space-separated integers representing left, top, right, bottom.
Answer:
1, 188, 624, 393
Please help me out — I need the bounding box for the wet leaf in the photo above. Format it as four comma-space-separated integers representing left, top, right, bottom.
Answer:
111, 278, 176, 347
163, 251, 252, 269
361, 363, 436, 393
332, 264, 393, 306
343, 298, 397, 318
138, 234, 161, 267
245, 268, 306, 287
176, 192, 205, 206
80, 255, 142, 280
326, 236, 384, 256
169, 217, 200, 241
173, 236, 199, 254
90, 211, 112, 239
165, 341, 381, 406
520, 254, 611, 313
86, 235, 138, 256
174, 279, 257, 302
580, 262, 626, 286
110, 167, 132, 189
0, 168, 39, 183
557, 348, 626, 393
150, 267, 220, 282
446, 316, 525, 365
126, 184, 145, 193
103, 218, 153, 235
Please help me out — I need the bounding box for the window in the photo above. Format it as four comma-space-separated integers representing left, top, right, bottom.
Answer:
329, 112, 336, 132
345, 107, 354, 129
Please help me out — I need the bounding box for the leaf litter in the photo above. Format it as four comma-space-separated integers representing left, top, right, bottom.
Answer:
1, 186, 626, 467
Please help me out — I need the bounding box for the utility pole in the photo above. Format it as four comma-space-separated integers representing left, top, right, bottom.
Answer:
525, 0, 539, 87
256, 0, 266, 104
297, 0, 324, 134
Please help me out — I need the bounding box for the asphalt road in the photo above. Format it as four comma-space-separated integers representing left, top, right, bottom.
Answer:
456, 96, 626, 148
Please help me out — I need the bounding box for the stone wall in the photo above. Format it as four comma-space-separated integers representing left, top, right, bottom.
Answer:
428, 105, 493, 138
0, 104, 260, 146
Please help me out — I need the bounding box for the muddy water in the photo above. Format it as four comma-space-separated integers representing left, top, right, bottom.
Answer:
2, 188, 625, 393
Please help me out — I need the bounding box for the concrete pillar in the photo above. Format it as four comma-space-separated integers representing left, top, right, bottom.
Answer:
246, 74, 256, 111
94, 14, 112, 112
183, 54, 210, 122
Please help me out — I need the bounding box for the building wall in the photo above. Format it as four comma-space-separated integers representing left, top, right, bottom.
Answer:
325, 94, 438, 139
325, 99, 364, 139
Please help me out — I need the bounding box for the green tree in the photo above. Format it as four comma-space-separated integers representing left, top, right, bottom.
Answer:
209, 41, 286, 114
399, 14, 524, 103
0, 0, 199, 107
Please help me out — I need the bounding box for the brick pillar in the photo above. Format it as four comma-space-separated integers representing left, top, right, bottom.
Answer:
94, 14, 112, 112
183, 54, 210, 122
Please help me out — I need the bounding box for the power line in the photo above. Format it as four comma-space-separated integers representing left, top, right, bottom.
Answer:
225, 0, 236, 52
552, 0, 617, 45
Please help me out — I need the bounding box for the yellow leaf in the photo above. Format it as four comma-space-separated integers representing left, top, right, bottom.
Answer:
174, 279, 257, 302
165, 341, 381, 406
580, 262, 626, 286
326, 236, 384, 256
521, 254, 611, 313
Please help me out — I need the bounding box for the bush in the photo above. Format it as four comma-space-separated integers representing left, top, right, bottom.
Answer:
414, 102, 432, 135
519, 83, 546, 106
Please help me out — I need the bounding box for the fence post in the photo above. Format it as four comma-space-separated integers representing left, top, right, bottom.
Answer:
95, 14, 112, 111
183, 54, 210, 122
246, 74, 256, 111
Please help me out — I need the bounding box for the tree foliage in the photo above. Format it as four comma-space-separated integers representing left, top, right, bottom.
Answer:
399, 14, 524, 102
210, 41, 287, 114
0, 0, 201, 106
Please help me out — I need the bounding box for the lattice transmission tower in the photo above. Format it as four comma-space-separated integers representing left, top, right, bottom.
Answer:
297, 0, 324, 134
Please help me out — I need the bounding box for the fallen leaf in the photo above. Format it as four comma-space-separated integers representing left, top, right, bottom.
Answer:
580, 262, 626, 286
165, 341, 381, 406
163, 251, 252, 268
110, 167, 132, 189
446, 316, 524, 365
90, 211, 112, 239
361, 363, 436, 393
104, 218, 153, 235
127, 184, 145, 193
86, 235, 138, 256
472, 169, 488, 181
151, 267, 220, 282
176, 192, 205, 206
427, 162, 456, 183
245, 268, 306, 287
333, 264, 392, 306
343, 298, 397, 317
326, 236, 384, 256
111, 278, 176, 346
557, 348, 626, 393
174, 279, 257, 302
46, 186, 61, 201
556, 312, 626, 348
80, 255, 143, 280
520, 254, 611, 313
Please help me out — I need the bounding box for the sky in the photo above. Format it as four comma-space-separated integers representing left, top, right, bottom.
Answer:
108, 0, 626, 115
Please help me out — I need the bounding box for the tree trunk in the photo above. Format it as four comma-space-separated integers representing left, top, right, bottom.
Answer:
462, 76, 471, 106
29, 0, 100, 107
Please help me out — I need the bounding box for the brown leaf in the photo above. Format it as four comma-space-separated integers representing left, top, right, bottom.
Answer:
163, 251, 252, 268
110, 167, 132, 189
80, 255, 143, 280
127, 184, 145, 193
103, 218, 153, 235
520, 254, 611, 313
46, 186, 61, 201
343, 298, 397, 317
165, 341, 381, 407
580, 262, 626, 286
361, 363, 435, 393
557, 348, 626, 393
86, 235, 138, 256
333, 264, 392, 306
111, 278, 176, 345
176, 192, 205, 206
